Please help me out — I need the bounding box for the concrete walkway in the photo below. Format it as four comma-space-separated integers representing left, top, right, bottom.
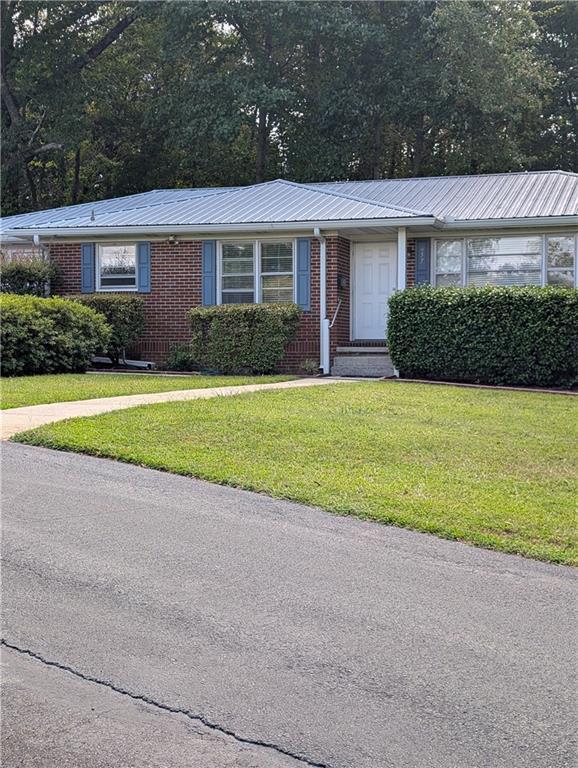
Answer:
1, 377, 354, 440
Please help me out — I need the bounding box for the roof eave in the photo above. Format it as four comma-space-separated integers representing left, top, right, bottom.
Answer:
441, 215, 578, 230
5, 216, 439, 238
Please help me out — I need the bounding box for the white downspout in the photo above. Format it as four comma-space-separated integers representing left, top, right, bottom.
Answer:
314, 227, 330, 375
397, 226, 407, 291
392, 226, 407, 378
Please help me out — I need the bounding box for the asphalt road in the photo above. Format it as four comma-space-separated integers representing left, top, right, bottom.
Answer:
2, 442, 576, 768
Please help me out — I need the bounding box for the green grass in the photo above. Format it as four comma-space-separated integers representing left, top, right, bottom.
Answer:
14, 381, 577, 565
0, 372, 294, 409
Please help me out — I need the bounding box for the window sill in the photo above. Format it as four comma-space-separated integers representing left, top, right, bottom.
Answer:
96, 287, 138, 293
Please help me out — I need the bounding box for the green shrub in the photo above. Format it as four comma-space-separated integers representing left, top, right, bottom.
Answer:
167, 343, 202, 372
70, 294, 145, 365
0, 257, 59, 296
186, 303, 302, 374
388, 286, 578, 388
0, 294, 111, 377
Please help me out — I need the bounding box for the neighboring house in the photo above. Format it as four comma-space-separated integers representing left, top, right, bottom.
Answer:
1, 171, 577, 375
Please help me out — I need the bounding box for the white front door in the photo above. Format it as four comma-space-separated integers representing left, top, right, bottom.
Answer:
352, 242, 397, 340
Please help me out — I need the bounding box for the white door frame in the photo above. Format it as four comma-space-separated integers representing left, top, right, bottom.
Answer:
351, 241, 397, 340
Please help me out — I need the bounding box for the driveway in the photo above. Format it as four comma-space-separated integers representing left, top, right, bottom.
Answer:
2, 442, 576, 768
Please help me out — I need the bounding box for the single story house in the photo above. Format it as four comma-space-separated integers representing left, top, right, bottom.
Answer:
1, 170, 577, 375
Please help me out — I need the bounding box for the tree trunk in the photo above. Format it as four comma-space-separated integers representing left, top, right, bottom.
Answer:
412, 122, 425, 177
24, 163, 38, 209
387, 143, 397, 178
255, 108, 267, 183
71, 146, 81, 204
369, 116, 383, 179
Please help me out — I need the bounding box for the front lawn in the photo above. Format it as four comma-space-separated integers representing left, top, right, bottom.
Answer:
0, 373, 294, 410
14, 382, 577, 564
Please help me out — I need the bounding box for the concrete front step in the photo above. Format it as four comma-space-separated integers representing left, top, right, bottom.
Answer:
331, 353, 395, 378
335, 346, 388, 354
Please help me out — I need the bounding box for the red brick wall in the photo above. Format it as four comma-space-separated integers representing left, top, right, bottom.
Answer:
281, 235, 351, 372
279, 238, 321, 372
50, 243, 82, 294
136, 241, 201, 361
406, 239, 416, 287
327, 236, 351, 357
49, 235, 423, 372
50, 240, 202, 365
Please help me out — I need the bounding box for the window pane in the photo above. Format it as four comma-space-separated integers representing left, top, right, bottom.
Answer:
435, 240, 462, 277
547, 269, 575, 287
222, 291, 254, 304
437, 240, 462, 258
222, 243, 254, 261
262, 289, 294, 303
548, 236, 575, 268
262, 274, 293, 302
222, 258, 253, 274
467, 236, 541, 257
466, 236, 542, 287
436, 273, 462, 287
261, 242, 293, 273
222, 275, 254, 290
262, 275, 293, 289
99, 245, 136, 274
468, 269, 541, 287
221, 242, 255, 302
260, 242, 294, 302
100, 276, 137, 287
98, 244, 136, 289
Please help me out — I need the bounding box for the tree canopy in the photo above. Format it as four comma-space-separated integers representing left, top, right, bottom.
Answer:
1, 0, 575, 215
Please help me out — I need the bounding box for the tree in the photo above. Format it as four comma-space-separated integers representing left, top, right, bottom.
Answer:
0, 0, 572, 216
1, 1, 140, 213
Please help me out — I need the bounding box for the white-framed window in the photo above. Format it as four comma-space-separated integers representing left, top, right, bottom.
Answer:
260, 241, 294, 302
433, 234, 578, 288
219, 239, 295, 304
97, 243, 137, 291
466, 236, 542, 287
221, 242, 255, 304
547, 235, 576, 287
434, 239, 464, 286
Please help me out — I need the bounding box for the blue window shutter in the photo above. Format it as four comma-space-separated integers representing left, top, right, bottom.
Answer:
415, 238, 431, 285
81, 243, 95, 293
202, 240, 217, 305
137, 242, 151, 293
296, 238, 311, 311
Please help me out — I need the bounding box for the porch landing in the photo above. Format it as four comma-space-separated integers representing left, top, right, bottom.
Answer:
331, 346, 395, 378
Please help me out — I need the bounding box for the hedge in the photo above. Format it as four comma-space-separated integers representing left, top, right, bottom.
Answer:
184, 303, 302, 374
0, 257, 58, 296
388, 286, 578, 388
70, 294, 145, 365
0, 294, 111, 377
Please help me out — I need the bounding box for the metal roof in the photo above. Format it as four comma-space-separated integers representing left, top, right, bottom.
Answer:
1, 171, 576, 237
2, 180, 423, 233
0, 187, 227, 233
315, 171, 578, 221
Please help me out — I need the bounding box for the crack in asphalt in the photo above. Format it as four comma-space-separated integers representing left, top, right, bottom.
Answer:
2, 639, 333, 768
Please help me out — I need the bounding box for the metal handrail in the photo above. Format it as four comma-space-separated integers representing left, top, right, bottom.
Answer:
329, 299, 342, 329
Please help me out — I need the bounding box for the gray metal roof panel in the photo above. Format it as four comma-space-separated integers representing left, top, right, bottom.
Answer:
314, 171, 578, 220
8, 180, 420, 230
1, 171, 576, 235
0, 187, 230, 232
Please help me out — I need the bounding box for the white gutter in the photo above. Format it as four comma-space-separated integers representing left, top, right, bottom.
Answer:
314, 227, 331, 375
7, 216, 439, 239
440, 215, 578, 230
